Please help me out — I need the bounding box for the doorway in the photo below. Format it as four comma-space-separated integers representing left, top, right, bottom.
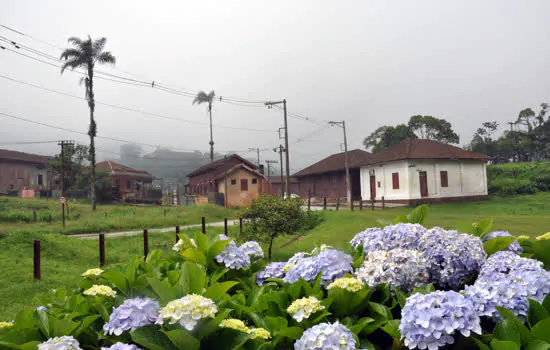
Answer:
369, 175, 376, 199
419, 171, 428, 197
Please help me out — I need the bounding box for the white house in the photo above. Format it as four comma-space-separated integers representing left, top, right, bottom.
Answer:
359, 139, 488, 205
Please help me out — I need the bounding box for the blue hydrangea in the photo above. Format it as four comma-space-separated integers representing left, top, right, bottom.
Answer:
355, 249, 430, 292
239, 241, 264, 259
38, 336, 81, 350
101, 343, 141, 350
36, 306, 47, 312
483, 231, 523, 254
283, 257, 320, 284
477, 251, 543, 281
418, 227, 486, 290
103, 298, 160, 336
315, 249, 353, 283
294, 322, 356, 350
287, 252, 311, 265
399, 291, 481, 350
256, 262, 287, 286
350, 224, 427, 253
215, 241, 251, 270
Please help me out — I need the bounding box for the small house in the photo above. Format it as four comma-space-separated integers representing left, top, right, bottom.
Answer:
0, 149, 52, 193
96, 160, 154, 201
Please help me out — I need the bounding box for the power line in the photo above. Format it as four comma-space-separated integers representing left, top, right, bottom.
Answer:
0, 140, 60, 146
291, 124, 332, 145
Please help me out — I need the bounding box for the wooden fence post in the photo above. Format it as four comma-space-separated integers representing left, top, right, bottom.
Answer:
323, 197, 327, 210
175, 225, 180, 242
201, 217, 206, 234
224, 218, 228, 235
239, 218, 243, 233
382, 196, 385, 209
371, 198, 375, 211
99, 233, 105, 267
33, 240, 41, 280
336, 196, 340, 211
307, 190, 311, 211
143, 229, 149, 260
351, 198, 354, 211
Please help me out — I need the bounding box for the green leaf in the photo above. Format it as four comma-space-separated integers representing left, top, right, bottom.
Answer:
194, 232, 209, 251
131, 325, 178, 350
532, 319, 550, 343
490, 339, 521, 350
148, 278, 177, 304
162, 329, 200, 350
15, 310, 36, 329
52, 319, 79, 337
380, 319, 400, 339
529, 299, 550, 328
72, 315, 101, 337
456, 220, 474, 234
407, 204, 429, 224
102, 271, 129, 295
204, 281, 239, 300
531, 241, 550, 268
493, 320, 521, 345
92, 302, 110, 322
496, 306, 532, 346
176, 262, 207, 296
392, 287, 407, 309
207, 240, 230, 261
275, 326, 303, 340
475, 218, 494, 238
484, 237, 518, 255
197, 309, 232, 340
544, 294, 550, 314
350, 317, 375, 334
35, 309, 51, 338
472, 337, 491, 350
182, 248, 207, 266
526, 340, 550, 350
264, 316, 288, 332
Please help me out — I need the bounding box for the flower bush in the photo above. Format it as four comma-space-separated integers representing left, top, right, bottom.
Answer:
1, 208, 550, 350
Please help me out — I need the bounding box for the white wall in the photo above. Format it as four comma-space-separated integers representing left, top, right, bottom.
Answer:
360, 159, 487, 200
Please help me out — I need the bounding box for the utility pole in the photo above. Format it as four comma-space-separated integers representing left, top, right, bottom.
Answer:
249, 148, 261, 165
329, 121, 351, 208
507, 122, 515, 162
273, 146, 285, 197
266, 100, 290, 196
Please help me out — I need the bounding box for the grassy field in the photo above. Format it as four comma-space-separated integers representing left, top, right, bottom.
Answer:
1, 193, 549, 320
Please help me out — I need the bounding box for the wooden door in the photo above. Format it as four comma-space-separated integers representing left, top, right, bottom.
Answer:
419, 171, 428, 197
369, 175, 376, 199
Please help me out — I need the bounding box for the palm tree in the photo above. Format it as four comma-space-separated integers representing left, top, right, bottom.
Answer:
193, 90, 216, 162
60, 36, 115, 210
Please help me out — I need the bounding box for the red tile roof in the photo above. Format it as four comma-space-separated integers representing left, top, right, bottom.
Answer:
96, 160, 154, 180
0, 149, 52, 164
293, 149, 375, 177
212, 163, 268, 181
360, 139, 488, 166
187, 154, 257, 177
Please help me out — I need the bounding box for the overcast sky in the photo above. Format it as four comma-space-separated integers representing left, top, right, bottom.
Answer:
1, 0, 550, 173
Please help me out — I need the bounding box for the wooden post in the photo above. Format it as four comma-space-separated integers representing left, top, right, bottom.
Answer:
371, 198, 375, 211
99, 233, 105, 267
307, 190, 311, 211
239, 217, 243, 233
33, 240, 41, 280
323, 197, 327, 210
224, 218, 228, 235
351, 198, 354, 211
201, 217, 206, 234
359, 196, 363, 211
175, 225, 180, 242
62, 203, 65, 227
33, 211, 37, 222
382, 196, 385, 209
143, 229, 149, 260
336, 196, 340, 211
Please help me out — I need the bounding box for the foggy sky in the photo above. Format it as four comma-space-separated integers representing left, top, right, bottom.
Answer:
1, 0, 550, 174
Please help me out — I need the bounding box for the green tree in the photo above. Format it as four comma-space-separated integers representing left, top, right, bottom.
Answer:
49, 143, 89, 190
408, 115, 460, 144
193, 90, 216, 162
60, 36, 116, 210
363, 124, 415, 153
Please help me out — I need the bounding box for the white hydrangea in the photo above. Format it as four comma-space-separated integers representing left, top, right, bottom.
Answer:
158, 294, 217, 331
287, 296, 325, 322
172, 238, 196, 252
327, 277, 363, 293
38, 336, 81, 350
82, 268, 104, 277
83, 285, 116, 298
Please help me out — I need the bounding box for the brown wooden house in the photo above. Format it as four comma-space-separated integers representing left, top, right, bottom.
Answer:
0, 149, 52, 193
96, 160, 154, 201
293, 149, 375, 200
187, 154, 267, 207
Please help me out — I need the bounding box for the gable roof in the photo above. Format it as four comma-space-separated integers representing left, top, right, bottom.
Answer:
187, 154, 257, 177
293, 149, 375, 177
96, 160, 154, 180
212, 163, 268, 181
268, 176, 299, 184
0, 149, 52, 164
360, 139, 488, 166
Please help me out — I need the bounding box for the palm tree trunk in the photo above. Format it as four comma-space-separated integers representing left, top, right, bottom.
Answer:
209, 104, 214, 163
87, 64, 97, 210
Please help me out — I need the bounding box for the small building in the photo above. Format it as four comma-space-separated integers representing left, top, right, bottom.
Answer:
266, 176, 299, 196
293, 149, 375, 200
0, 149, 52, 193
359, 139, 488, 205
187, 154, 267, 207
96, 160, 154, 201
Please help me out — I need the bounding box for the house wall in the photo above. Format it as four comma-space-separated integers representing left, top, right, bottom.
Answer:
217, 168, 263, 207
188, 158, 244, 195
297, 169, 360, 200
266, 181, 299, 196
112, 175, 152, 200
0, 161, 50, 191
360, 159, 487, 201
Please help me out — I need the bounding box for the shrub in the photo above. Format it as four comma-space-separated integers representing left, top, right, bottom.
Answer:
488, 178, 537, 195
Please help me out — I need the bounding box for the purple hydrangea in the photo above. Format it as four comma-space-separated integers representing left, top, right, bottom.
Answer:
284, 257, 320, 284
287, 252, 311, 265
36, 306, 47, 312
239, 241, 264, 259
350, 224, 427, 253
103, 298, 160, 336
477, 251, 543, 280
101, 343, 141, 350
315, 249, 354, 283
355, 248, 430, 292
256, 262, 287, 286
399, 291, 481, 350
294, 322, 356, 350
38, 336, 81, 350
418, 227, 486, 290
215, 241, 251, 270
483, 231, 523, 254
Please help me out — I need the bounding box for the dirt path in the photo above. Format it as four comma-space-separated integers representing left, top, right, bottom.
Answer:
71, 220, 238, 239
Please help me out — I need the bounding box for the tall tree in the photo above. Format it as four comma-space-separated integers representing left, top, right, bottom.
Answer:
193, 91, 216, 162
49, 144, 89, 190
60, 36, 115, 210
363, 124, 415, 153
408, 115, 460, 144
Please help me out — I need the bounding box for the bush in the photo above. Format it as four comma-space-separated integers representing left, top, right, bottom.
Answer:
487, 162, 550, 195
488, 178, 537, 195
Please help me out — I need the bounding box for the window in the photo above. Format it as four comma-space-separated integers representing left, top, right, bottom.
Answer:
252, 178, 257, 184
440, 171, 449, 187
392, 172, 400, 189
37, 174, 43, 185
241, 179, 248, 191
127, 181, 132, 189
115, 179, 120, 187
231, 179, 236, 185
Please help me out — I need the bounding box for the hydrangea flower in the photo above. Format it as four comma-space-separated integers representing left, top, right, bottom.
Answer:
215, 241, 251, 270
83, 285, 116, 297
158, 294, 217, 331
172, 238, 196, 252
283, 257, 320, 284
256, 262, 286, 286
219, 319, 250, 333
418, 228, 486, 289
477, 251, 543, 280
103, 298, 160, 336
239, 241, 264, 259
536, 232, 550, 240
287, 296, 325, 322
283, 252, 311, 273
327, 277, 363, 293
294, 322, 356, 350
0, 322, 13, 329
315, 249, 354, 284
350, 228, 384, 250
218, 234, 229, 240
82, 268, 104, 277
399, 291, 481, 350
355, 249, 430, 292
250, 327, 271, 340
101, 343, 141, 350
350, 224, 427, 253
464, 268, 550, 321
38, 336, 81, 350
483, 231, 523, 254
36, 306, 47, 312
